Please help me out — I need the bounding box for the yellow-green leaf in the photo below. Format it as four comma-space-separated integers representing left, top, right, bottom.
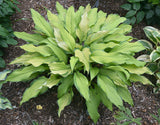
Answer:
58, 91, 73, 117
122, 64, 152, 75
14, 32, 45, 45
49, 62, 71, 77
44, 74, 60, 88
130, 74, 153, 85
20, 44, 54, 56
90, 66, 99, 81
70, 56, 78, 72
10, 53, 58, 67
31, 9, 54, 37
117, 86, 133, 106
20, 76, 47, 105
75, 48, 91, 72
97, 75, 123, 107
74, 72, 90, 101
7, 65, 47, 82
58, 75, 74, 98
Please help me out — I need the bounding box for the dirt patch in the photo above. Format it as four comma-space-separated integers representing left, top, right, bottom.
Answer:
0, 0, 160, 125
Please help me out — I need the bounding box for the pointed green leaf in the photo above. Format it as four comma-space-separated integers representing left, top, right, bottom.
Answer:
43, 39, 68, 63
20, 44, 53, 56
106, 66, 130, 80
100, 68, 129, 87
60, 28, 76, 52
115, 24, 132, 34
58, 75, 74, 98
70, 56, 78, 71
130, 74, 153, 85
104, 33, 132, 42
14, 32, 45, 45
54, 28, 70, 52
102, 14, 126, 31
90, 42, 118, 51
65, 6, 76, 37
96, 85, 113, 111
75, 48, 91, 72
97, 75, 123, 107
85, 30, 110, 45
74, 72, 90, 101
47, 10, 63, 29
10, 53, 58, 67
122, 64, 152, 75
49, 62, 71, 77
44, 74, 60, 88
117, 86, 133, 106
7, 65, 47, 82
56, 1, 67, 22
86, 87, 100, 123
31, 9, 54, 37
20, 76, 47, 105
90, 66, 99, 81
91, 10, 106, 32
110, 41, 145, 54
88, 8, 98, 27
76, 11, 89, 42
58, 91, 73, 116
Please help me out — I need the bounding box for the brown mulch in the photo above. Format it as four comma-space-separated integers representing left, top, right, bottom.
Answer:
0, 0, 160, 125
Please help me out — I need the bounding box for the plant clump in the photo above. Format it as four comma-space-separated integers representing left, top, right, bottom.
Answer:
2, 2, 152, 123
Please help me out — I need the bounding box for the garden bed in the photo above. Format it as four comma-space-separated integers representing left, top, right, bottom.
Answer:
0, 0, 160, 124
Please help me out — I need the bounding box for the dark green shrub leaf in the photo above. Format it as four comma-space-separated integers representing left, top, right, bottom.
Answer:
146, 10, 154, 19
0, 57, 5, 68
126, 10, 137, 18
130, 16, 136, 25
136, 11, 145, 23
133, 3, 141, 10
121, 4, 132, 10
155, 5, 160, 16
128, 0, 144, 3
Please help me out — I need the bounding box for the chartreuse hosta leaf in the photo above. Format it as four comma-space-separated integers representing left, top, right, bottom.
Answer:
4, 2, 152, 123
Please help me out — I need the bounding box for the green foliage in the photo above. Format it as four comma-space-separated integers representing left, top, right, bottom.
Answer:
0, 70, 12, 110
121, 0, 160, 25
114, 107, 142, 125
137, 26, 160, 93
150, 108, 160, 124
4, 2, 152, 123
0, 0, 19, 67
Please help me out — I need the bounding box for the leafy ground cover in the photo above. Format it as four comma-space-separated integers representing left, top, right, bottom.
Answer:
0, 0, 160, 124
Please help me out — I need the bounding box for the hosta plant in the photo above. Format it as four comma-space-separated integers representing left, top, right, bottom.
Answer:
2, 2, 152, 123
137, 26, 160, 93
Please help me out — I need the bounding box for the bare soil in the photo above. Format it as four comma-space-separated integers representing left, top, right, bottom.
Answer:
0, 0, 160, 125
